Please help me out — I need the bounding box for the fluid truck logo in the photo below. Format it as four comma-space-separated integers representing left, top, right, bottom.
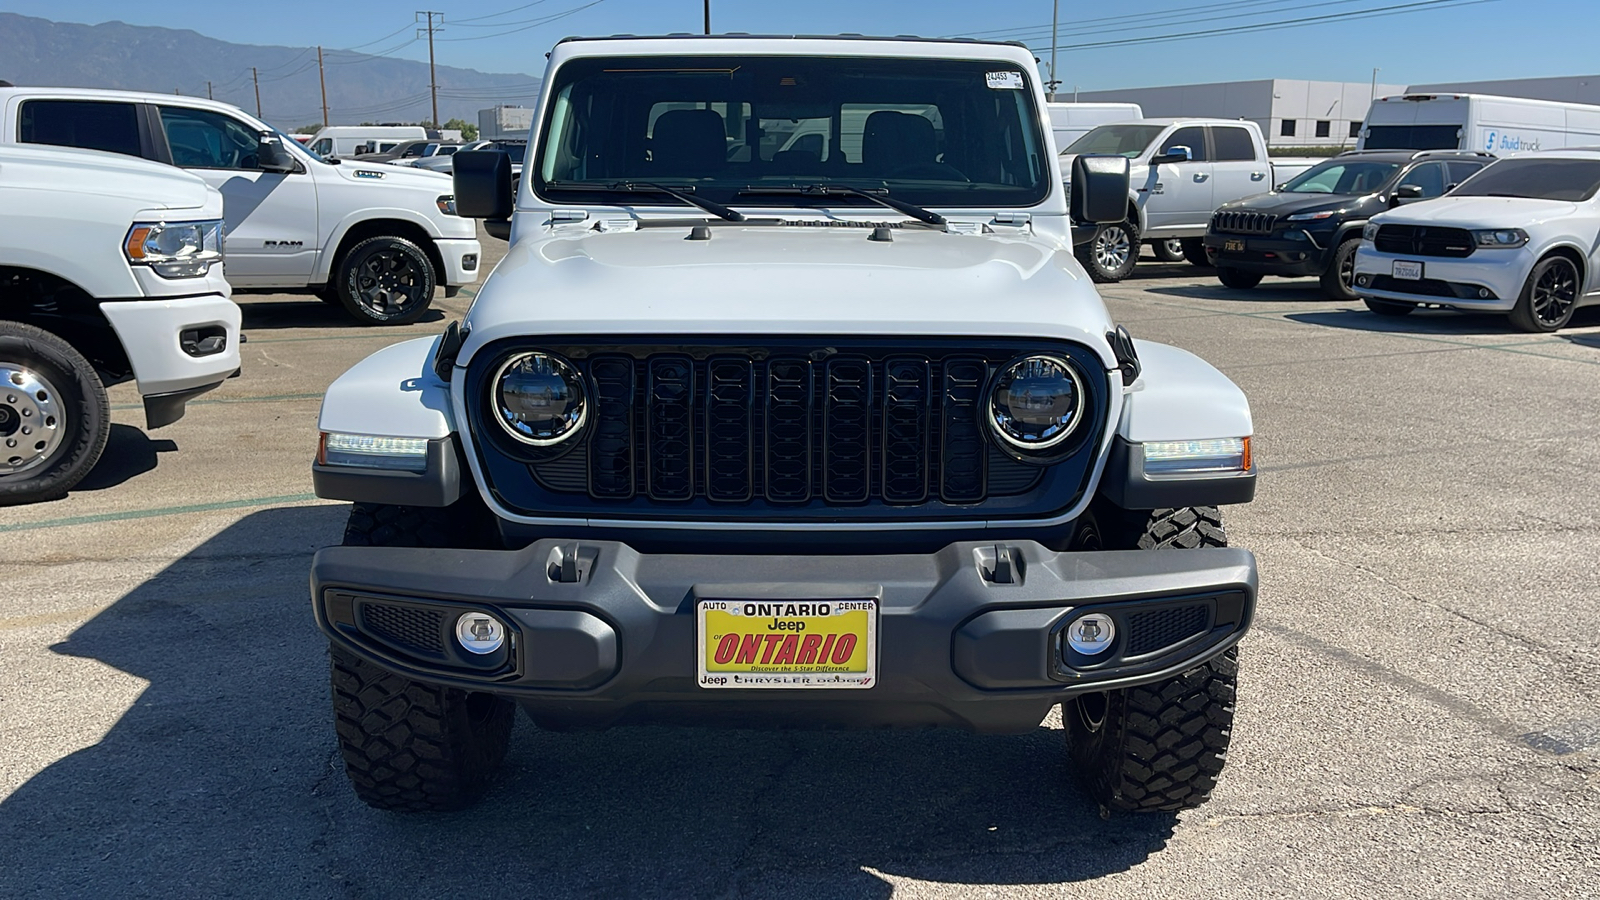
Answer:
1486, 131, 1542, 152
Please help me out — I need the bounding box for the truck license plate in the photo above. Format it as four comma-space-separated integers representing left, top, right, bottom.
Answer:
1393, 260, 1424, 280
1224, 239, 1246, 252
697, 599, 877, 689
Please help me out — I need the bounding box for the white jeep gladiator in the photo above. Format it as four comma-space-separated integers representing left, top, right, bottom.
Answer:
309, 35, 1260, 814
0, 144, 241, 504
0, 87, 482, 326
1060, 118, 1320, 281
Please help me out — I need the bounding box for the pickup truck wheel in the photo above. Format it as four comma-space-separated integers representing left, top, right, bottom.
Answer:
1180, 237, 1212, 268
1217, 267, 1263, 289
336, 236, 437, 326
0, 322, 110, 506
1319, 237, 1361, 301
1509, 255, 1580, 333
1065, 505, 1238, 812
1363, 297, 1416, 317
1075, 221, 1139, 283
1151, 238, 1186, 263
330, 500, 513, 811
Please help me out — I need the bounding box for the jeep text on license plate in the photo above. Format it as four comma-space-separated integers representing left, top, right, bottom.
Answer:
1224, 239, 1245, 252
697, 599, 877, 689
1393, 260, 1424, 280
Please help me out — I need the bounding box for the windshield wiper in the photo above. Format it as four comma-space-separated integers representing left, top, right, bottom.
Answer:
546, 180, 745, 222
737, 185, 946, 226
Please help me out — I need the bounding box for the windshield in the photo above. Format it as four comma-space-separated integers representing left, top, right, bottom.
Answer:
1451, 158, 1600, 201
1282, 160, 1399, 194
1062, 124, 1166, 158
534, 55, 1050, 209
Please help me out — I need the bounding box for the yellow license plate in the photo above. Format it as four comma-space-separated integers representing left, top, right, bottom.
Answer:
697, 599, 877, 689
1224, 239, 1246, 252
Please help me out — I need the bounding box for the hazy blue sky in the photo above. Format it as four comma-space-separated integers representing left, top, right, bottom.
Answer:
8, 0, 1596, 90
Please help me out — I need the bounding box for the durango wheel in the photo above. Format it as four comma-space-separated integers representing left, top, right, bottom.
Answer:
0, 321, 110, 505
1510, 255, 1580, 332
336, 236, 438, 326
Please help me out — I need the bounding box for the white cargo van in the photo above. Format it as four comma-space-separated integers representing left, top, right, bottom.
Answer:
1357, 93, 1600, 153
1047, 102, 1142, 148
306, 125, 427, 159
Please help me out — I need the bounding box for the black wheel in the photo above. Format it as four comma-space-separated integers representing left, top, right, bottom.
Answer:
330, 500, 514, 811
1075, 220, 1139, 283
1217, 267, 1263, 289
1065, 506, 1238, 812
1363, 297, 1416, 317
0, 322, 110, 506
1509, 255, 1580, 333
1320, 237, 1361, 301
1150, 238, 1186, 263
1181, 237, 1212, 267
335, 236, 437, 326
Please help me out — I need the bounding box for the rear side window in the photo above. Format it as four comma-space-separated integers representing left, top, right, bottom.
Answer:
1446, 160, 1485, 188
1397, 161, 1447, 197
18, 99, 142, 158
1211, 126, 1256, 162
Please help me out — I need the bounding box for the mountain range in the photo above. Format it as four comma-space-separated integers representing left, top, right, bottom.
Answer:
0, 13, 542, 130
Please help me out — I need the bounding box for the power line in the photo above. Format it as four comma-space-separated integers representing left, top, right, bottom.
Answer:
451, 0, 555, 23
954, 0, 1319, 38
994, 0, 1384, 43
437, 1, 605, 41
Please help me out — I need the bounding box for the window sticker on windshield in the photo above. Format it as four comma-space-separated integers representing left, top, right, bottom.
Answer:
986, 71, 1024, 90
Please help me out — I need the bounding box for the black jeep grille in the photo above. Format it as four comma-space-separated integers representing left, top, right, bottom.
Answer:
1212, 210, 1278, 235
1374, 224, 1475, 258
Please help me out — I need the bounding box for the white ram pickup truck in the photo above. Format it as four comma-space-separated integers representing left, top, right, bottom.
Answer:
0, 88, 482, 326
1060, 118, 1320, 281
308, 35, 1260, 815
0, 144, 241, 504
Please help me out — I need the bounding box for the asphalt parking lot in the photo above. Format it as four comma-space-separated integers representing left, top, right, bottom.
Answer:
2, 228, 1598, 899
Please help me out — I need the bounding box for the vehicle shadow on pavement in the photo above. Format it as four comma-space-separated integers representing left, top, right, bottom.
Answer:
1143, 282, 1330, 303
1286, 307, 1600, 336
0, 507, 1177, 899
235, 297, 448, 330
73, 424, 178, 493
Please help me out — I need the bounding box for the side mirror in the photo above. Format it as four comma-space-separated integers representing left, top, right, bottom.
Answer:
453, 150, 513, 220
258, 135, 298, 173
1390, 184, 1424, 206
1274, 183, 1288, 192
1151, 145, 1193, 165
1070, 154, 1131, 225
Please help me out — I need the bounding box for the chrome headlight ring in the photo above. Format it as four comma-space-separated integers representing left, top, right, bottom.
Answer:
490, 352, 588, 447
987, 354, 1087, 452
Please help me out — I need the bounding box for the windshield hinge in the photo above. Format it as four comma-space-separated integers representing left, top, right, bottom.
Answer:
549, 209, 589, 225
594, 216, 638, 233
991, 212, 1032, 228
943, 220, 983, 235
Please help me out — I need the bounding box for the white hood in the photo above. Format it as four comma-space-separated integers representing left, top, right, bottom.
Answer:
1376, 195, 1579, 227
459, 225, 1118, 368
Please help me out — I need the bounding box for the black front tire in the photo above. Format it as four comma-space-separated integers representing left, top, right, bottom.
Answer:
1075, 220, 1140, 283
1320, 237, 1362, 301
1180, 237, 1212, 267
1150, 238, 1186, 263
1363, 297, 1416, 317
1509, 254, 1580, 333
1217, 267, 1263, 289
330, 500, 514, 811
335, 236, 438, 326
1065, 506, 1238, 812
0, 322, 110, 506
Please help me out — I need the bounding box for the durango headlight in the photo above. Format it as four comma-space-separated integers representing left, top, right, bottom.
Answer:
1362, 222, 1380, 242
1471, 228, 1529, 248
124, 220, 225, 277
492, 352, 586, 446
988, 355, 1085, 450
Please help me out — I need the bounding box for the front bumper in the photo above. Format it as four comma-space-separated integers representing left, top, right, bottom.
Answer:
98, 293, 241, 427
1352, 245, 1530, 310
434, 237, 483, 287
312, 539, 1257, 733
1203, 231, 1331, 277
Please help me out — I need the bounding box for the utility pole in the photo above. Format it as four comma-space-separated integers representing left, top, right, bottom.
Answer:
1049, 0, 1060, 100
252, 67, 262, 117
206, 81, 213, 100
318, 46, 329, 127
1370, 67, 1380, 107
418, 12, 442, 126
704, 0, 711, 35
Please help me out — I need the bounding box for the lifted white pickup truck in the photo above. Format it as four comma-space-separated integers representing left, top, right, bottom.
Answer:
0, 87, 482, 326
1060, 118, 1320, 281
0, 144, 241, 504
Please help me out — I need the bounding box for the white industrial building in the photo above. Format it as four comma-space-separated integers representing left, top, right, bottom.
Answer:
1406, 74, 1600, 106
1069, 79, 1408, 148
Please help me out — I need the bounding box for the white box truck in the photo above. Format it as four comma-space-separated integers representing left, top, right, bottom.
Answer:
1047, 101, 1142, 148
478, 105, 535, 141
1357, 93, 1600, 153
305, 125, 427, 159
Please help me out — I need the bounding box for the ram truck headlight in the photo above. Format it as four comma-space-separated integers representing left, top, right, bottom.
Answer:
1362, 222, 1380, 242
318, 432, 429, 472
1471, 228, 1529, 248
493, 352, 587, 446
124, 220, 225, 277
436, 194, 458, 216
1143, 437, 1252, 479
987, 355, 1085, 450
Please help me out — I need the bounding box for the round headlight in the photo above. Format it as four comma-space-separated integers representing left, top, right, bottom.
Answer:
988, 355, 1085, 450
492, 352, 586, 446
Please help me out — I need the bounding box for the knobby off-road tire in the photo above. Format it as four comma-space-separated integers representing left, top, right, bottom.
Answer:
0, 321, 110, 506
1151, 238, 1186, 263
1075, 220, 1140, 283
1065, 505, 1239, 812
331, 501, 514, 811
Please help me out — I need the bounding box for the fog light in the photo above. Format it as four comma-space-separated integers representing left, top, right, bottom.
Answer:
1356, 274, 1372, 287
1066, 613, 1115, 656
455, 612, 505, 654
1478, 287, 1491, 298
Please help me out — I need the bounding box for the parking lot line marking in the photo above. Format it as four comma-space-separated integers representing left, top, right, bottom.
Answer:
0, 493, 324, 533
244, 331, 445, 345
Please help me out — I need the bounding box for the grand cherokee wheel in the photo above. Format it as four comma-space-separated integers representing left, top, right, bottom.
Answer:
1076, 220, 1139, 283
1509, 254, 1580, 333
0, 322, 109, 506
330, 501, 514, 811
1065, 506, 1239, 812
335, 236, 438, 326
